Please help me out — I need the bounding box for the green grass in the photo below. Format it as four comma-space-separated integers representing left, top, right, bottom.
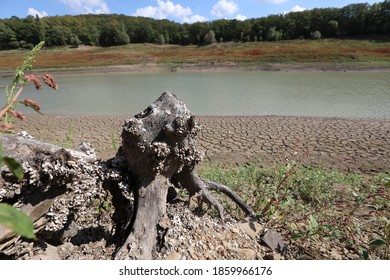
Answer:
63, 124, 74, 149
198, 162, 390, 259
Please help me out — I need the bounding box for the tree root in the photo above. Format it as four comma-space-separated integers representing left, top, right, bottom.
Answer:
172, 168, 256, 221
203, 179, 257, 218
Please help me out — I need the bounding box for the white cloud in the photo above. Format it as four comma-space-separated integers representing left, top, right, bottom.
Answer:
27, 8, 49, 18
61, 0, 110, 14
290, 5, 306, 12
183, 15, 208, 24
134, 0, 192, 20
211, 0, 238, 17
134, 6, 159, 18
235, 14, 247, 21
157, 0, 192, 18
284, 5, 307, 14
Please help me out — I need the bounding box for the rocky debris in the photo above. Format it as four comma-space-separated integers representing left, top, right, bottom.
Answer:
155, 200, 268, 260
261, 229, 287, 254
30, 243, 61, 260
238, 218, 264, 240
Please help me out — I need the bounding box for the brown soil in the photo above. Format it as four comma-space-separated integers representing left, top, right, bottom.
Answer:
16, 115, 390, 174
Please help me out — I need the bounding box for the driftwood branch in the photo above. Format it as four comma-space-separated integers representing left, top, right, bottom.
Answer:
1, 134, 97, 164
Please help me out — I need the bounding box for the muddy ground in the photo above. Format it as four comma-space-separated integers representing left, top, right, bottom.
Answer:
17, 115, 390, 174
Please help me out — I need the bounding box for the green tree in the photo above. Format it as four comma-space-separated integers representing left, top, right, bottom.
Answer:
267, 26, 282, 41
157, 34, 165, 45
376, 0, 390, 33
164, 31, 170, 44
34, 15, 46, 44
114, 22, 130, 45
187, 21, 209, 44
310, 30, 322, 39
327, 20, 339, 36
0, 23, 18, 50
204, 30, 216, 44
69, 34, 81, 47
99, 22, 114, 46
339, 3, 369, 35
46, 25, 67, 46
0, 2, 388, 48
114, 30, 130, 45
99, 20, 129, 46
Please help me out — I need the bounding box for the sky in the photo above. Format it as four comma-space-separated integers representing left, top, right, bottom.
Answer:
0, 0, 380, 23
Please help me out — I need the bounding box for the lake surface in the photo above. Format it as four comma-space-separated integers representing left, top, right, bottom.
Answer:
2, 71, 389, 119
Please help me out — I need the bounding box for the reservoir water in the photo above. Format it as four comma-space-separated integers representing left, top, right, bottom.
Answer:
2, 71, 389, 119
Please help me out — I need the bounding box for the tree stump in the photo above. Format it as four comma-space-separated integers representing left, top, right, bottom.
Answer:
114, 92, 255, 259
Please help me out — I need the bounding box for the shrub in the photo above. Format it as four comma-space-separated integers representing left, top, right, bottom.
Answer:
204, 30, 216, 44
311, 30, 322, 40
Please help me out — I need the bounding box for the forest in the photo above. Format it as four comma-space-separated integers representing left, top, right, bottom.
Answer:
0, 1, 389, 50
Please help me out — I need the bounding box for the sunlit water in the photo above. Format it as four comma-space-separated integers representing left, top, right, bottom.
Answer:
1, 71, 389, 119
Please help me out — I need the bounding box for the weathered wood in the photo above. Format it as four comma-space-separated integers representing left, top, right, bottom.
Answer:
1, 134, 97, 164
114, 92, 255, 259
0, 134, 103, 255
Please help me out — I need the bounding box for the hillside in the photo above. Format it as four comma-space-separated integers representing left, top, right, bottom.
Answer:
0, 39, 389, 73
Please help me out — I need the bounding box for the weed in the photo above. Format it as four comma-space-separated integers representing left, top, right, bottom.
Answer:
198, 162, 390, 259
0, 41, 58, 239
63, 124, 74, 149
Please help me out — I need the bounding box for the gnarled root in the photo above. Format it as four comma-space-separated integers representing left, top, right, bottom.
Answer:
172, 167, 256, 221
203, 179, 257, 218
172, 167, 225, 219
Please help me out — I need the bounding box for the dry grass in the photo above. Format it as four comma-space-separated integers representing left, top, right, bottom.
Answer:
0, 39, 389, 70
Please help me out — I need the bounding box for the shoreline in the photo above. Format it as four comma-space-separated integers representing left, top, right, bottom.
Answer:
15, 114, 390, 174
2, 62, 390, 78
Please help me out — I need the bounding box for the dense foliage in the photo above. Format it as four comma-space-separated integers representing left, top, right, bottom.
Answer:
0, 1, 389, 50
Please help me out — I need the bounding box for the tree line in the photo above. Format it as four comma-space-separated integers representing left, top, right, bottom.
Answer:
0, 1, 389, 50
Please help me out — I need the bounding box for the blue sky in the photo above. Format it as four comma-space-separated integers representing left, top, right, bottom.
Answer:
0, 0, 380, 23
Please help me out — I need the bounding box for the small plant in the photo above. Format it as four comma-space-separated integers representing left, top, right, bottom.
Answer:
0, 41, 58, 239
64, 124, 74, 148
1, 41, 58, 133
0, 203, 36, 239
